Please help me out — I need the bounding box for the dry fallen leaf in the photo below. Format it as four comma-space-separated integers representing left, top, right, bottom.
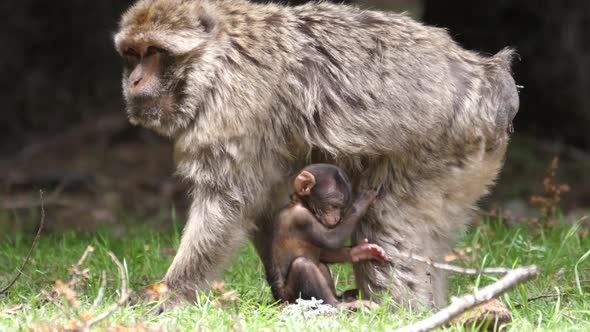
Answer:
143, 282, 169, 302
444, 254, 457, 262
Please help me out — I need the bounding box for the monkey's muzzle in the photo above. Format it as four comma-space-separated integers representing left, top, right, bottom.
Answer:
127, 97, 161, 123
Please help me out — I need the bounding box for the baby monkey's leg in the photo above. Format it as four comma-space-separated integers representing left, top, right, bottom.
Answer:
283, 257, 340, 305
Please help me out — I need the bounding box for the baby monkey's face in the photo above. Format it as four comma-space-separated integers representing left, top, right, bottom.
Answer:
293, 164, 353, 228
309, 189, 348, 228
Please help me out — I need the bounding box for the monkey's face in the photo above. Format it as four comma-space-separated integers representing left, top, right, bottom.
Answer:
118, 42, 190, 137
303, 192, 347, 228
114, 0, 219, 137
295, 165, 352, 228
316, 204, 344, 228
307, 181, 349, 228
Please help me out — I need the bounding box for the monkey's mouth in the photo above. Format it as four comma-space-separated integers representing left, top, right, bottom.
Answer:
326, 220, 341, 228
127, 98, 161, 123
130, 106, 160, 121
124, 93, 192, 138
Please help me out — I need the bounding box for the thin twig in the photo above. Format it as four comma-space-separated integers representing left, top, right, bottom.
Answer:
514, 292, 566, 308
42, 290, 73, 319
0, 190, 45, 295
85, 252, 133, 327
395, 265, 538, 332
75, 246, 95, 270
386, 251, 510, 275
90, 271, 107, 312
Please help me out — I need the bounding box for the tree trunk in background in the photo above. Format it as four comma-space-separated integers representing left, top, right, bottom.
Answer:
423, 0, 590, 150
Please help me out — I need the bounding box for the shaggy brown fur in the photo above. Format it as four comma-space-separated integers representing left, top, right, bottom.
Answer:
114, 0, 519, 308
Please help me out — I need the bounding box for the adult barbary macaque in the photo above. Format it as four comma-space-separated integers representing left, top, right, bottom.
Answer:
266, 164, 386, 309
114, 0, 519, 308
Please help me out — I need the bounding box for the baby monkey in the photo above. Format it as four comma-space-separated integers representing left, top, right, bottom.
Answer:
266, 164, 386, 310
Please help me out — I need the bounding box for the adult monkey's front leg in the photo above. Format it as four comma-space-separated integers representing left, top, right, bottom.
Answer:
165, 133, 282, 303
164, 188, 251, 302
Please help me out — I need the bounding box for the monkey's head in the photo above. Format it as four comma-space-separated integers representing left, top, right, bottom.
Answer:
114, 0, 220, 137
294, 164, 353, 228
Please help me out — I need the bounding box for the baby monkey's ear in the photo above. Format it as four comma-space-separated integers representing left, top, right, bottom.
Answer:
294, 170, 316, 196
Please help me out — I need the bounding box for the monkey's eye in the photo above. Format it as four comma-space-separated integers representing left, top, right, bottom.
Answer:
123, 48, 140, 58
122, 49, 139, 66
146, 46, 165, 57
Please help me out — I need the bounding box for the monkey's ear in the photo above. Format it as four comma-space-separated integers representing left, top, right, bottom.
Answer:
294, 171, 316, 196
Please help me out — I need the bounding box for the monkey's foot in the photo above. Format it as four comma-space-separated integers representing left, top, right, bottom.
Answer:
141, 293, 187, 317
130, 282, 187, 316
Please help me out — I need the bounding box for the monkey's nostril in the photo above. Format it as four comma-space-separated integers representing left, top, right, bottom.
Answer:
129, 68, 143, 86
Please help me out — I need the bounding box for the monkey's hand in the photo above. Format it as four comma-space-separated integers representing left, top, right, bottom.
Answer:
350, 239, 387, 265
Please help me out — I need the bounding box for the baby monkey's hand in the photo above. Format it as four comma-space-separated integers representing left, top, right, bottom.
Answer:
350, 238, 387, 265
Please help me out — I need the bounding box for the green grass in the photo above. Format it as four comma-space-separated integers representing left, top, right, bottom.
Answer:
0, 213, 589, 331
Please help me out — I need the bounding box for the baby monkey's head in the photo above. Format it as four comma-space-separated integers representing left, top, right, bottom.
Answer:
293, 163, 352, 228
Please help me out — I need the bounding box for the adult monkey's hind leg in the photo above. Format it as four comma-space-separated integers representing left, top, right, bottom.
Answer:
353, 140, 509, 309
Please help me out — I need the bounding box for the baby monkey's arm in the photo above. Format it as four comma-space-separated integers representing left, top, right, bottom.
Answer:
320, 239, 387, 265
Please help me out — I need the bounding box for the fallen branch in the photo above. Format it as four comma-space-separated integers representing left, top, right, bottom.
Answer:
394, 265, 539, 332
384, 248, 539, 331
0, 190, 45, 295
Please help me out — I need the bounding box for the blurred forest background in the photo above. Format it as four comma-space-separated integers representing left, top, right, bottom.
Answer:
1, 0, 589, 232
